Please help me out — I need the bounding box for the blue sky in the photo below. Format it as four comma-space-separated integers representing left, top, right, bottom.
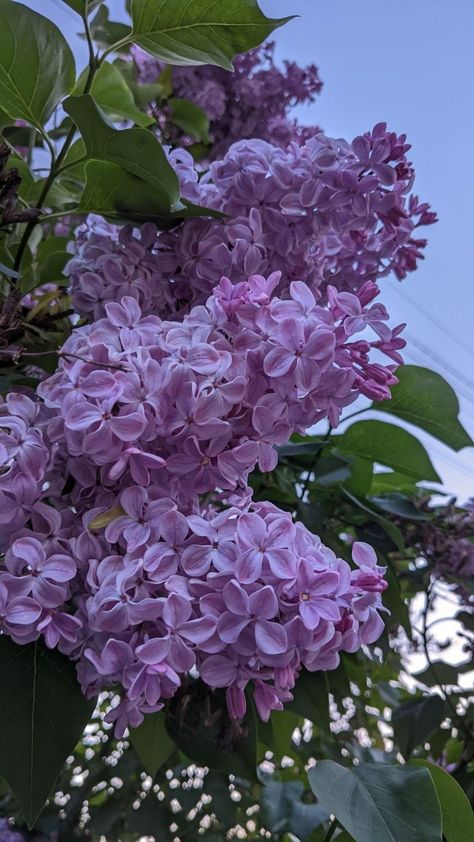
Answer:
28, 0, 474, 498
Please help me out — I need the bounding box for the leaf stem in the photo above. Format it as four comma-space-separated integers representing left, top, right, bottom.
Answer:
420, 584, 473, 745
323, 818, 339, 842
12, 13, 100, 274
299, 425, 333, 502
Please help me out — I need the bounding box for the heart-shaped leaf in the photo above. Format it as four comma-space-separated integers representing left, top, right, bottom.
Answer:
308, 761, 442, 842
0, 637, 95, 828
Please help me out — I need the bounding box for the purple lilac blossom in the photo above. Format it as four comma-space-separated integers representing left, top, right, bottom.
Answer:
67, 126, 436, 322
0, 275, 392, 731
132, 42, 323, 158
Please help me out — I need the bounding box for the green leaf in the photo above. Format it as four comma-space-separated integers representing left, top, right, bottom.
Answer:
308, 761, 442, 842
61, 0, 102, 15
73, 62, 154, 128
392, 694, 446, 759
88, 4, 131, 47
368, 492, 432, 521
412, 660, 472, 687
369, 470, 419, 495
76, 159, 176, 224
287, 670, 330, 733
169, 97, 210, 142
130, 0, 294, 70
342, 488, 405, 552
0, 637, 95, 829
0, 1, 75, 129
337, 421, 441, 483
127, 795, 171, 836
409, 760, 474, 842
261, 779, 328, 839
130, 710, 175, 776
64, 94, 180, 211
343, 456, 373, 496
372, 366, 472, 451
165, 687, 259, 781
383, 566, 412, 638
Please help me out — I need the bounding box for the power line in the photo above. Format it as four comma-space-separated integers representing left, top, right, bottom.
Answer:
390, 283, 474, 363
404, 351, 474, 421
404, 333, 474, 400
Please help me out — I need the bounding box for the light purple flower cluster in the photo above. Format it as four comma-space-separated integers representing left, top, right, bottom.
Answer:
39, 273, 403, 502
132, 42, 323, 158
0, 393, 51, 552
0, 275, 391, 731
0, 492, 387, 731
67, 126, 436, 321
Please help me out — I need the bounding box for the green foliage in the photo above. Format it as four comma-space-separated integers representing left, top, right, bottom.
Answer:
0, 0, 75, 129
337, 420, 441, 482
169, 97, 210, 142
308, 761, 443, 842
130, 710, 175, 776
409, 759, 474, 842
0, 637, 95, 828
64, 94, 181, 212
372, 365, 473, 451
130, 0, 294, 69
73, 62, 154, 127
391, 694, 447, 759
261, 779, 328, 839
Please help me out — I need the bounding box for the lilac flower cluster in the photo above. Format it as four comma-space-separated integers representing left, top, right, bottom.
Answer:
67, 126, 436, 321
40, 273, 403, 502
132, 42, 323, 158
0, 275, 390, 730
0, 393, 51, 552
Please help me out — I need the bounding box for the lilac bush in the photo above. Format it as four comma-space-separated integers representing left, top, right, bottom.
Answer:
0, 25, 437, 751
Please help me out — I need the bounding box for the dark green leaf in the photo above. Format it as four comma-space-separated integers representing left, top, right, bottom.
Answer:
343, 456, 373, 496
73, 62, 154, 127
169, 97, 210, 142
88, 4, 131, 47
262, 779, 328, 839
412, 660, 472, 687
409, 759, 474, 842
308, 761, 442, 842
337, 421, 440, 482
368, 492, 432, 521
383, 566, 412, 638
0, 1, 75, 129
392, 694, 446, 759
342, 488, 405, 551
76, 159, 178, 224
369, 470, 419, 495
0, 637, 95, 828
127, 795, 171, 836
166, 687, 259, 781
130, 0, 294, 70
270, 709, 300, 758
287, 670, 330, 733
130, 710, 175, 776
372, 366, 472, 451
64, 95, 180, 211
61, 0, 102, 15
